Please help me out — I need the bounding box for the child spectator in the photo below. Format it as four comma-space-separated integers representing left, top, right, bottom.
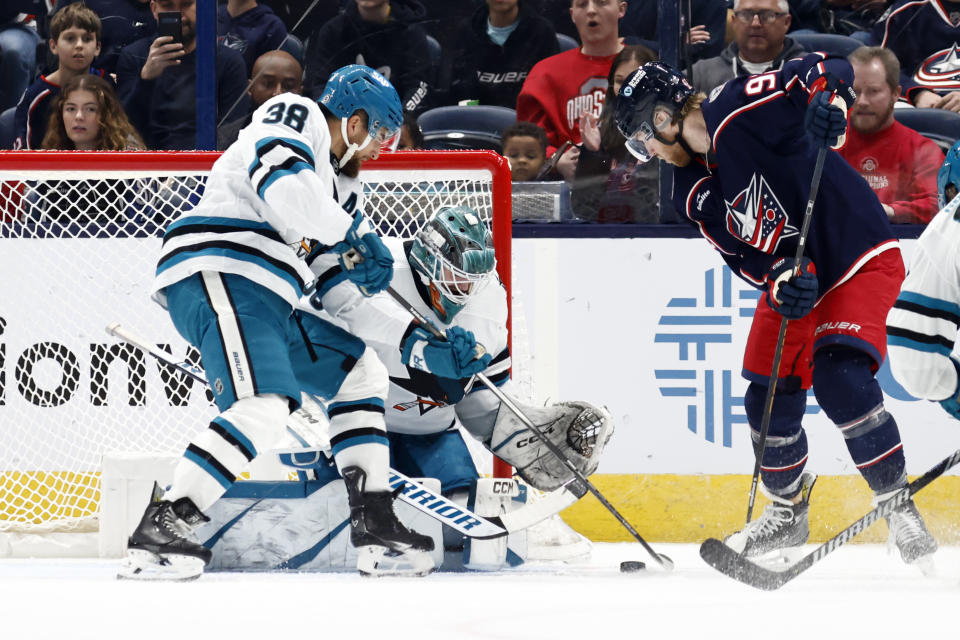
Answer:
572, 44, 659, 223
516, 0, 627, 182
14, 2, 106, 150
217, 0, 288, 76
501, 121, 548, 181
303, 0, 434, 113
36, 73, 144, 225
449, 0, 558, 109
41, 73, 143, 150
398, 111, 423, 150
57, 0, 156, 76
115, 0, 249, 150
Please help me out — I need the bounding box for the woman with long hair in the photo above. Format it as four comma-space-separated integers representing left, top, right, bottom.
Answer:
572, 45, 660, 223
41, 74, 143, 151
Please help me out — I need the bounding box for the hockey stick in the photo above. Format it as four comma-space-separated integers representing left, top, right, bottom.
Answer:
384, 286, 675, 571
745, 146, 828, 525
105, 323, 580, 540
701, 447, 960, 590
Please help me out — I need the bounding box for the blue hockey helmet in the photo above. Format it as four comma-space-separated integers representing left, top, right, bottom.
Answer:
409, 206, 496, 323
615, 62, 695, 163
319, 64, 403, 153
938, 139, 960, 209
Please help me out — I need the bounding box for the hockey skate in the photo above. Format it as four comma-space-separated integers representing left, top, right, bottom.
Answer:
118, 483, 212, 581
342, 466, 436, 577
876, 490, 937, 574
725, 473, 817, 561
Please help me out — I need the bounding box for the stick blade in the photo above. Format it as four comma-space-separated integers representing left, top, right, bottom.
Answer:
698, 538, 789, 591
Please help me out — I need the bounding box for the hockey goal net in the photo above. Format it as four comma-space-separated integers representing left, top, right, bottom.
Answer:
0, 150, 513, 543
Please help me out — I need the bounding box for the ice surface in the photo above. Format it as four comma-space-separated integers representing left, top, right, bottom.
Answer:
2, 543, 958, 639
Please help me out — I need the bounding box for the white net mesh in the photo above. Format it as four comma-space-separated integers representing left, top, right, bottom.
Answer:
0, 151, 511, 533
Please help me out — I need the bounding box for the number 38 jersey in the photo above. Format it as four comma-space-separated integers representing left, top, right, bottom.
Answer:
152, 93, 362, 309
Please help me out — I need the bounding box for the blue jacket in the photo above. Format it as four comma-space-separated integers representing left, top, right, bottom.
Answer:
216, 2, 287, 76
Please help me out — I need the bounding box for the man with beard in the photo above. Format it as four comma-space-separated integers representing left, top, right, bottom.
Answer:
839, 46, 943, 224
121, 65, 440, 581
115, 0, 249, 149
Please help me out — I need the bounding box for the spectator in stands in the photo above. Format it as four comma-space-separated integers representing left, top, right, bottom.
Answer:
35, 74, 144, 225
573, 44, 659, 223
0, 3, 47, 112
516, 0, 627, 182
14, 2, 106, 150
41, 73, 143, 150
872, 0, 960, 112
448, 0, 558, 109
57, 0, 156, 76
501, 120, 548, 181
217, 49, 302, 150
303, 0, 434, 114
398, 111, 423, 150
116, 0, 249, 150
691, 0, 805, 94
617, 0, 727, 64
840, 46, 943, 224
819, 0, 888, 40
217, 0, 287, 76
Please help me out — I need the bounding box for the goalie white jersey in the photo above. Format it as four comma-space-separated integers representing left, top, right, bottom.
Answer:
887, 196, 960, 401
152, 93, 362, 308
308, 237, 511, 435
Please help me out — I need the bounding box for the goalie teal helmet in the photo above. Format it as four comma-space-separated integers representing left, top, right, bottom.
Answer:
409, 206, 496, 322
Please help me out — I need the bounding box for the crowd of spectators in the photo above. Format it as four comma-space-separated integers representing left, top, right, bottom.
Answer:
1, 0, 959, 225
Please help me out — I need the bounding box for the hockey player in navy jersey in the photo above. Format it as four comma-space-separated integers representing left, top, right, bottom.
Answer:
887, 143, 960, 420
120, 65, 441, 580
615, 57, 937, 568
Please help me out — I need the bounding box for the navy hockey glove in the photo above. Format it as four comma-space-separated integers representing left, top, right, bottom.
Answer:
804, 73, 854, 149
939, 356, 960, 421
334, 213, 394, 296
765, 257, 818, 319
401, 324, 493, 379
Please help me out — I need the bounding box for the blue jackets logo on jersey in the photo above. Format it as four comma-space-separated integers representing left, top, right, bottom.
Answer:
724, 173, 798, 254
916, 45, 960, 90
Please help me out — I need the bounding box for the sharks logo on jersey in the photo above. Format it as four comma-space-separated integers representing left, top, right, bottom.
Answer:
725, 173, 798, 254
915, 44, 960, 91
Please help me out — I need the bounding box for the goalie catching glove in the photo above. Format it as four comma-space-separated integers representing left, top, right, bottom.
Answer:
333, 212, 394, 296
488, 395, 614, 492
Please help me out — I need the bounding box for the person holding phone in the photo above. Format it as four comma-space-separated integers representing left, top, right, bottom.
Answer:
115, 0, 249, 149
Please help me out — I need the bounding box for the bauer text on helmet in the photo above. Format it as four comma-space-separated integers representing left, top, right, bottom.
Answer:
614, 62, 694, 163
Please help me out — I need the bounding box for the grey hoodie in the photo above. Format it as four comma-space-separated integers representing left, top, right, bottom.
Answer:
691, 37, 808, 95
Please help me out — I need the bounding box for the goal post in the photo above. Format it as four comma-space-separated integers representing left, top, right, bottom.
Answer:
0, 150, 514, 553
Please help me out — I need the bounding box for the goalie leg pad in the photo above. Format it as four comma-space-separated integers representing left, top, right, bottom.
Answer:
489, 396, 614, 492
462, 478, 526, 571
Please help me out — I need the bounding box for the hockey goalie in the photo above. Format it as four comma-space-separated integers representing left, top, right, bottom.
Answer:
197, 206, 615, 573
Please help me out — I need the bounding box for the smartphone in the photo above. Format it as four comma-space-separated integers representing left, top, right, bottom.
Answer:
157, 11, 182, 44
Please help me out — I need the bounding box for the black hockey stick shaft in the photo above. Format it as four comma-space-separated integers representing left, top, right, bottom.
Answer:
745, 146, 828, 525
703, 447, 960, 590
385, 286, 675, 570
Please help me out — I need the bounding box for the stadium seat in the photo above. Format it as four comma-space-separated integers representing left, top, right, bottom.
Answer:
556, 33, 579, 52
417, 105, 517, 152
278, 33, 305, 66
788, 32, 862, 58
894, 107, 960, 152
0, 107, 16, 150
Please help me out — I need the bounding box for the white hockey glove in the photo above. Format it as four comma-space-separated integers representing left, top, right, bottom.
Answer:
488, 397, 614, 492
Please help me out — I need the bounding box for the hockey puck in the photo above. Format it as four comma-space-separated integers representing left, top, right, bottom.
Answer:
619, 560, 646, 573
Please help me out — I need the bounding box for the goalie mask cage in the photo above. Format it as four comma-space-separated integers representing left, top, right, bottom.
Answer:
0, 150, 514, 553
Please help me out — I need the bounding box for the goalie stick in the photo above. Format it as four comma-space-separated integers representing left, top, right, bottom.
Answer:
383, 286, 675, 571
700, 447, 960, 590
105, 323, 581, 540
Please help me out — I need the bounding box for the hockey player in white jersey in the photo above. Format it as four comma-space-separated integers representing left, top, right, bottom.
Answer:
308, 205, 613, 567
120, 65, 434, 580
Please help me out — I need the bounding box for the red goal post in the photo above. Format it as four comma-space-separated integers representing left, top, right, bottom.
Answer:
0, 149, 513, 540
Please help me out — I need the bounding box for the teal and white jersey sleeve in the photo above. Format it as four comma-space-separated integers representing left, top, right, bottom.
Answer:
153, 93, 358, 308
887, 197, 960, 401
310, 237, 510, 435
